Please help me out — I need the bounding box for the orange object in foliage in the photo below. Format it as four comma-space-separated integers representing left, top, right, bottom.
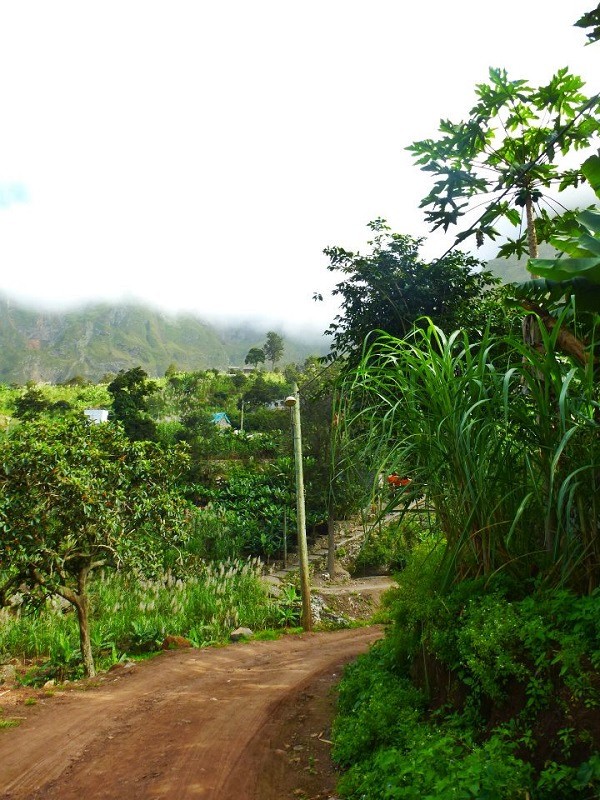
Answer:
387, 473, 411, 489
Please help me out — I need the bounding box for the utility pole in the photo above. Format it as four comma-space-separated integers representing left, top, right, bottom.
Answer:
284, 383, 312, 631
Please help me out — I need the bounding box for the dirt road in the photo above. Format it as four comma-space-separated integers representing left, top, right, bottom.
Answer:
0, 627, 382, 799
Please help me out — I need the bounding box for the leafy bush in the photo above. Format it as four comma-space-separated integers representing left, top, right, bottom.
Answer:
338, 729, 533, 800
334, 642, 534, 800
274, 584, 302, 627
211, 464, 294, 558
184, 506, 249, 561
333, 643, 425, 767
332, 546, 600, 799
352, 517, 425, 576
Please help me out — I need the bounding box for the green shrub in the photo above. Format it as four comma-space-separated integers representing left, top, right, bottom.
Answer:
338, 731, 533, 800
352, 517, 423, 576
333, 551, 600, 799
333, 643, 425, 768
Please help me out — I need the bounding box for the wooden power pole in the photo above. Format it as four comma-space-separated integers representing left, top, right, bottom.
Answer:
285, 383, 312, 631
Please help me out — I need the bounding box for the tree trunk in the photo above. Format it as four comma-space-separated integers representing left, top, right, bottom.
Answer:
56, 565, 95, 678
524, 192, 557, 555
520, 300, 589, 366
522, 191, 543, 361
327, 511, 336, 577
74, 572, 95, 678
521, 192, 591, 367
525, 193, 539, 261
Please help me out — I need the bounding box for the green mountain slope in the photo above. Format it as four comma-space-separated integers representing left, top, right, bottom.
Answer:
0, 297, 330, 384
486, 243, 557, 285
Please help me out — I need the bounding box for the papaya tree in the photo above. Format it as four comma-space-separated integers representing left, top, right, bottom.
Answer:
408, 67, 600, 259
525, 155, 600, 307
575, 4, 600, 44
409, 67, 600, 365
0, 415, 189, 677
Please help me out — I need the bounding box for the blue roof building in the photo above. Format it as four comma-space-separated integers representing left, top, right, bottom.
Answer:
211, 412, 232, 429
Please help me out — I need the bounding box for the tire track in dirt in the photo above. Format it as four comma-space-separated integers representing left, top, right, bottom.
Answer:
0, 627, 382, 799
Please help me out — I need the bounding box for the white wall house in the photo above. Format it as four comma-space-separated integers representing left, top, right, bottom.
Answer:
84, 408, 109, 424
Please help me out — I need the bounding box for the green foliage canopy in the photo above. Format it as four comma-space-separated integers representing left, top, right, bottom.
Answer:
322, 219, 497, 362
244, 347, 265, 368
513, 155, 600, 319
0, 417, 189, 675
108, 366, 158, 441
263, 331, 284, 369
575, 4, 600, 44
241, 374, 289, 410
13, 387, 53, 419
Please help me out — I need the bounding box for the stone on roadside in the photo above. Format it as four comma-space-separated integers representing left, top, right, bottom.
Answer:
0, 664, 16, 684
108, 660, 136, 673
230, 627, 254, 642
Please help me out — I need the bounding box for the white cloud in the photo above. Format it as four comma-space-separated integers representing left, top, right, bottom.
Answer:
0, 1, 597, 330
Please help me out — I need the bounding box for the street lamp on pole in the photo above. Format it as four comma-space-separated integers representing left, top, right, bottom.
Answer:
284, 383, 312, 631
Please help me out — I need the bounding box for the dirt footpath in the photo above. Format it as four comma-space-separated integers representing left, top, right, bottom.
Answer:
0, 627, 383, 800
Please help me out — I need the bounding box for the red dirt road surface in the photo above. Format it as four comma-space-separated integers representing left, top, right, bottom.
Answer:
0, 627, 382, 799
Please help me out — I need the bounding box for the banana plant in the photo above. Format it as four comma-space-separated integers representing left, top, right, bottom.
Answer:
517, 155, 600, 312
508, 155, 600, 366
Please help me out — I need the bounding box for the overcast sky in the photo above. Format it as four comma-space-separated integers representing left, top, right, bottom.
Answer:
0, 1, 597, 334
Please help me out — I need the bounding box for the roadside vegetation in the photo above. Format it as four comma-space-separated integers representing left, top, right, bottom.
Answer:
0, 559, 280, 686
327, 18, 600, 798
0, 363, 357, 682
333, 568, 599, 799
332, 318, 600, 798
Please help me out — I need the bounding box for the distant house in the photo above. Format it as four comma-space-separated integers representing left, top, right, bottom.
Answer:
211, 412, 232, 430
84, 408, 109, 424
227, 366, 255, 376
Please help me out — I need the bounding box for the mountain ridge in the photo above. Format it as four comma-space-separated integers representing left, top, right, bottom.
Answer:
0, 295, 330, 384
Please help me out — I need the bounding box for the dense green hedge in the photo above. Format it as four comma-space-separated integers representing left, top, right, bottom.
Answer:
333, 549, 600, 799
